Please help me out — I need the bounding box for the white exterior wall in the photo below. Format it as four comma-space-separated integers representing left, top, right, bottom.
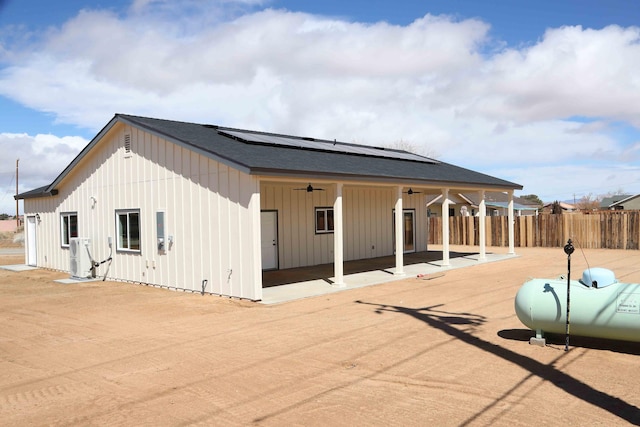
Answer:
23, 123, 262, 300
260, 184, 428, 269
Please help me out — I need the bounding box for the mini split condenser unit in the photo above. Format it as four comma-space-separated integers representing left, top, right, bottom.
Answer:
70, 237, 93, 279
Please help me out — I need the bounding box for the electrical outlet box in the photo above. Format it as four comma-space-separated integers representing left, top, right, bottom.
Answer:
156, 211, 166, 251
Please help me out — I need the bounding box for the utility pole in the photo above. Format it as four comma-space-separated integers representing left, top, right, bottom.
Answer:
16, 159, 19, 227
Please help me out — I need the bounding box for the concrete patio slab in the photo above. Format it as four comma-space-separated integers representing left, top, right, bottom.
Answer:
0, 264, 38, 272
261, 251, 517, 304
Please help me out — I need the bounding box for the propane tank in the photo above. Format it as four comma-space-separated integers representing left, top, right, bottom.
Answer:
515, 269, 640, 343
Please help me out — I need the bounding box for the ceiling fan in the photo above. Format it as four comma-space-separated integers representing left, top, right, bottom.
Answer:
404, 188, 422, 195
294, 184, 325, 192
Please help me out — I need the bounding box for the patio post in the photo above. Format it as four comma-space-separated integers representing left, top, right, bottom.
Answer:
478, 190, 486, 260
333, 182, 345, 287
394, 185, 404, 275
508, 190, 515, 254
442, 188, 450, 266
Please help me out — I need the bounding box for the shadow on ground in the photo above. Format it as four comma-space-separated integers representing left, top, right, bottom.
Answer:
499, 328, 640, 356
357, 301, 640, 426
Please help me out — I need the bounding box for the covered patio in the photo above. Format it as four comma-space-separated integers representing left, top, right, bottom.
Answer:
261, 247, 517, 304
259, 179, 520, 299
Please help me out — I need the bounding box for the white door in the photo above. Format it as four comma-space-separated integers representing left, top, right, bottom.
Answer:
26, 215, 37, 266
261, 211, 278, 270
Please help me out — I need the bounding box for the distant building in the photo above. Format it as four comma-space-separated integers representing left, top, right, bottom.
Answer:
0, 219, 19, 233
600, 194, 640, 210
543, 201, 576, 213
427, 192, 540, 217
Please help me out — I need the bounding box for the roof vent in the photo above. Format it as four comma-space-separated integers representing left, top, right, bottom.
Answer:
124, 134, 131, 153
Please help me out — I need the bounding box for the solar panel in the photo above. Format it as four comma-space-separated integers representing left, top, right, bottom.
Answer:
218, 129, 438, 164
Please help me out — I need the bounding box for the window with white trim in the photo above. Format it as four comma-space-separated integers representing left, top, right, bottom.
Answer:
315, 207, 334, 234
61, 212, 78, 247
116, 209, 141, 251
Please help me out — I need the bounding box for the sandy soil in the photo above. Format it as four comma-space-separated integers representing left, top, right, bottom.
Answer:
1, 246, 639, 426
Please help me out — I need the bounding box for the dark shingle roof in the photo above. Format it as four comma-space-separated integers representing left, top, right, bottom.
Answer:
119, 114, 522, 190
14, 185, 58, 200
600, 194, 633, 208
17, 114, 522, 199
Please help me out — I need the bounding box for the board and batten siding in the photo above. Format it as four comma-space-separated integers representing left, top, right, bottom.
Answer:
23, 122, 262, 300
260, 184, 428, 269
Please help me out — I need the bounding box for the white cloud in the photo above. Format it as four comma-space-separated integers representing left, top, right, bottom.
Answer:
0, 3, 639, 204
467, 25, 640, 126
0, 133, 88, 214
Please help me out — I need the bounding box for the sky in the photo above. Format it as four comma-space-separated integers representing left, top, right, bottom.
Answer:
1, 0, 640, 215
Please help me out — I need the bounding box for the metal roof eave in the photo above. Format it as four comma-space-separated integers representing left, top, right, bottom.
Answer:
15, 185, 59, 200
251, 167, 523, 192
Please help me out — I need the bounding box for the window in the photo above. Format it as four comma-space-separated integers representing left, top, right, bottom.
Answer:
61, 212, 78, 247
315, 207, 334, 234
116, 210, 141, 251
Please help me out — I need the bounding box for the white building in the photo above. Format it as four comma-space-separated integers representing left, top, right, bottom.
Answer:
16, 114, 522, 300
427, 192, 540, 217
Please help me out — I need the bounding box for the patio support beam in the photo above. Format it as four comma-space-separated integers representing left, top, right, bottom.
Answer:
442, 188, 450, 266
508, 190, 515, 255
394, 186, 405, 276
251, 179, 263, 300
333, 182, 345, 287
478, 190, 486, 261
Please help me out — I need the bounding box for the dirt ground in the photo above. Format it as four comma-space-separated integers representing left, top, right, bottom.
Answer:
1, 245, 639, 426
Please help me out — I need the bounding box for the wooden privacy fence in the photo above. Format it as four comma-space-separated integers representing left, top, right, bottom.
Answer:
428, 211, 640, 249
